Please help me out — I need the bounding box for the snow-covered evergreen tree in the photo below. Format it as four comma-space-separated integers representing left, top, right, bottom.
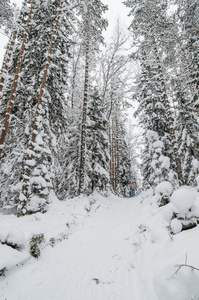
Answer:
168, 0, 199, 185
175, 87, 199, 185
124, 0, 183, 187
0, 0, 71, 213
77, 0, 108, 194
86, 89, 109, 193
0, 0, 14, 33
56, 118, 81, 198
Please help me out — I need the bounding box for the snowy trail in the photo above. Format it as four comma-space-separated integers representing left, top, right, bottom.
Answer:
0, 196, 147, 300
1, 192, 199, 299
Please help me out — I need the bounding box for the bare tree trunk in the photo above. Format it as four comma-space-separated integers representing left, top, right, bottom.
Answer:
109, 119, 113, 187
152, 37, 184, 185
0, 0, 28, 94
115, 102, 119, 189
19, 0, 64, 213
114, 133, 117, 190
111, 120, 115, 190
78, 10, 90, 194
0, 0, 34, 160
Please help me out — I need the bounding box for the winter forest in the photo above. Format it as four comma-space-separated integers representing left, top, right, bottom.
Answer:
0, 0, 199, 299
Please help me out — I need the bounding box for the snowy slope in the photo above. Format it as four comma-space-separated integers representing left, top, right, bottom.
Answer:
0, 191, 199, 300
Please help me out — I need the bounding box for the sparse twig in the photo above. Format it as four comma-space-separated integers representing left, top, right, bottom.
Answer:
171, 253, 199, 278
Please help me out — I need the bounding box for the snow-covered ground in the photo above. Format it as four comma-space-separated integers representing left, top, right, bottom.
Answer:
0, 189, 199, 300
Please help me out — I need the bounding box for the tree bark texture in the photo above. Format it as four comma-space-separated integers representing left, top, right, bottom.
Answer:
0, 0, 34, 160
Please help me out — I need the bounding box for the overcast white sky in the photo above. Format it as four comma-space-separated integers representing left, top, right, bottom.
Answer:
0, 0, 131, 64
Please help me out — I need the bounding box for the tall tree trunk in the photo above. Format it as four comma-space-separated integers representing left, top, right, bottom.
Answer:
152, 36, 184, 185
109, 119, 113, 188
111, 120, 115, 190
0, 0, 28, 94
19, 0, 64, 214
115, 102, 119, 189
78, 10, 90, 194
0, 0, 34, 160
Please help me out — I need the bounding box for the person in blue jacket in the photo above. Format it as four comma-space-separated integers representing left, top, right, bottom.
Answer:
130, 182, 136, 197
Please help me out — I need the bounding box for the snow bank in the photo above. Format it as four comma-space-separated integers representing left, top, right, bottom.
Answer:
0, 226, 25, 249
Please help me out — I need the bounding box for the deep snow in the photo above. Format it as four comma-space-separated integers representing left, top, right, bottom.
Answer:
0, 190, 199, 300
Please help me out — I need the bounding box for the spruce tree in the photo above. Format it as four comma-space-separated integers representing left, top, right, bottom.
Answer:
0, 0, 27, 94
0, 0, 35, 159
86, 89, 109, 193
0, 0, 71, 212
17, 0, 71, 215
77, 0, 108, 194
170, 0, 199, 185
0, 0, 14, 33
124, 0, 183, 187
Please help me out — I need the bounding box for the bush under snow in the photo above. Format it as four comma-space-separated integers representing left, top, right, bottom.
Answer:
171, 188, 196, 218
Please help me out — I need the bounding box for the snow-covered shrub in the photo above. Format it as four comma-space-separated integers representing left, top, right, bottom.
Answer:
170, 187, 199, 234
29, 234, 45, 258
0, 228, 25, 250
155, 181, 173, 206
171, 188, 196, 218
170, 218, 183, 234
143, 131, 177, 188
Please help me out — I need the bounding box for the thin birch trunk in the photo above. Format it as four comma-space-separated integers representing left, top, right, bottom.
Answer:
78, 9, 90, 194
0, 0, 34, 160
19, 0, 64, 212
0, 0, 28, 93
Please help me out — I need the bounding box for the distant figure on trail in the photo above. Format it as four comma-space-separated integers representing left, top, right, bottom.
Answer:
130, 182, 136, 197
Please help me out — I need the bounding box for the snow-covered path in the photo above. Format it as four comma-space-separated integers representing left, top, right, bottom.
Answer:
41, 198, 139, 300
0, 195, 145, 300
1, 192, 199, 300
